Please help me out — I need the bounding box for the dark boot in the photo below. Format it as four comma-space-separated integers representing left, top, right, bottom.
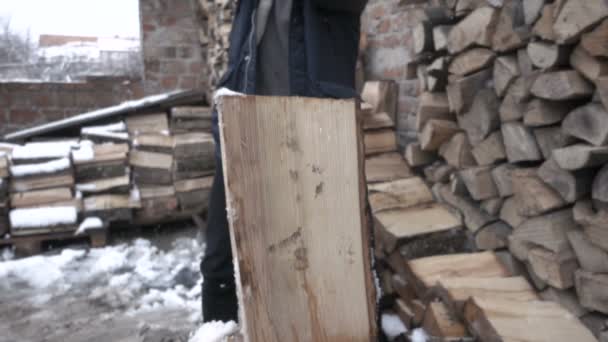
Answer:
202, 278, 238, 323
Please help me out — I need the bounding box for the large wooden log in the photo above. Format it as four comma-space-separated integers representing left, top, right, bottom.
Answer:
512, 209, 576, 253
132, 134, 174, 154
172, 157, 215, 181
126, 113, 169, 135
581, 19, 608, 58
531, 70, 594, 100
75, 160, 127, 183
416, 92, 452, 132
10, 187, 73, 208
459, 166, 499, 201
533, 125, 576, 160
420, 120, 461, 152
491, 164, 515, 197
553, 144, 608, 170
447, 7, 500, 54
568, 230, 608, 273
553, 0, 608, 44
527, 41, 570, 69
10, 173, 75, 193
512, 168, 567, 217
571, 45, 608, 82
471, 131, 506, 166
493, 55, 521, 98
130, 151, 174, 185
448, 48, 495, 76
218, 96, 377, 341
563, 103, 608, 146
173, 133, 215, 158
447, 68, 492, 114
457, 89, 500, 145
538, 158, 593, 203
439, 133, 477, 169
175, 177, 213, 212
523, 99, 574, 127
502, 122, 542, 163
463, 297, 597, 342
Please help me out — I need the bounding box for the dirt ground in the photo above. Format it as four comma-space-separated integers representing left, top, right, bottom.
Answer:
0, 223, 204, 342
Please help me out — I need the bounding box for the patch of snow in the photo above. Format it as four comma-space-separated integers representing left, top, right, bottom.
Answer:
130, 187, 141, 202
10, 206, 78, 228
10, 157, 71, 177
0, 249, 85, 288
75, 217, 104, 236
11, 141, 79, 160
189, 321, 239, 342
76, 183, 97, 192
411, 328, 429, 342
72, 143, 95, 163
85, 131, 129, 141
81, 121, 127, 134
214, 87, 244, 104
1, 247, 14, 261
382, 313, 408, 340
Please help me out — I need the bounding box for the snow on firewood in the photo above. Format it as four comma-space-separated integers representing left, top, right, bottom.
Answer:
11, 141, 79, 160
81, 121, 127, 134
75, 217, 104, 236
10, 158, 71, 177
411, 329, 429, 342
71, 140, 95, 162
9, 206, 78, 228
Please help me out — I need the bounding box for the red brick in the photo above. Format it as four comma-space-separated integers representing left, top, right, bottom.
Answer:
179, 76, 197, 90
189, 61, 203, 74
9, 109, 42, 125
161, 76, 179, 89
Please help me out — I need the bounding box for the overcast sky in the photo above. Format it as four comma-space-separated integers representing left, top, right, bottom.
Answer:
0, 0, 140, 39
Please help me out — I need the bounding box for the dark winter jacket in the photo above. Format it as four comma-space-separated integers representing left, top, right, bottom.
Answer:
217, 0, 367, 98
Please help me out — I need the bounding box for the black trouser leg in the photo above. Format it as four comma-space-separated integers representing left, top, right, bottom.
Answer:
200, 158, 238, 323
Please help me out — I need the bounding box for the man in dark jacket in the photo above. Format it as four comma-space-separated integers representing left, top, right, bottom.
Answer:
201, 0, 368, 323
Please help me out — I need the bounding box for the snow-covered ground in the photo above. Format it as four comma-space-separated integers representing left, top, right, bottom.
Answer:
0, 227, 238, 342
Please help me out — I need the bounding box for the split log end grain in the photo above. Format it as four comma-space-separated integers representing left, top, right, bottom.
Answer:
531, 70, 594, 100
447, 6, 500, 54
501, 122, 542, 163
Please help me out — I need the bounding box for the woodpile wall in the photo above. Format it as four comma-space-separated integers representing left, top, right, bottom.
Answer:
0, 106, 214, 240
371, 0, 608, 340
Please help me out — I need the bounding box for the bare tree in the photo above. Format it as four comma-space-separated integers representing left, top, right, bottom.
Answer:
0, 16, 35, 64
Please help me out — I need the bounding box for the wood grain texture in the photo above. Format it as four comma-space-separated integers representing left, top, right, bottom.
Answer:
218, 96, 376, 342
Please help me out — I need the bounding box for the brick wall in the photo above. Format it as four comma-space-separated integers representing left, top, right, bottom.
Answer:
0, 77, 143, 136
139, 0, 206, 95
362, 0, 424, 149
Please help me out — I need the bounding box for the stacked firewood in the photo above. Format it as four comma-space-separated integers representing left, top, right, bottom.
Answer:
0, 149, 8, 236
396, 0, 608, 339
198, 0, 236, 96
6, 141, 82, 236
0, 105, 216, 239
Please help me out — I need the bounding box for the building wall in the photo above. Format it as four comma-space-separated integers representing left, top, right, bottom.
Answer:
361, 0, 424, 149
139, 0, 206, 95
0, 77, 143, 136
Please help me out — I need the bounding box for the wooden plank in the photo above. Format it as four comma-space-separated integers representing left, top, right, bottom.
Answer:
463, 297, 597, 342
132, 134, 174, 154
10, 188, 73, 208
172, 157, 215, 181
362, 112, 394, 131
72, 143, 129, 165
75, 175, 131, 194
171, 106, 212, 120
406, 252, 511, 297
174, 177, 214, 193
83, 194, 141, 212
365, 153, 413, 183
173, 132, 215, 158
368, 177, 434, 213
218, 96, 376, 341
139, 185, 176, 200
364, 129, 397, 155
126, 113, 169, 135
10, 173, 75, 193
75, 160, 128, 182
129, 150, 173, 170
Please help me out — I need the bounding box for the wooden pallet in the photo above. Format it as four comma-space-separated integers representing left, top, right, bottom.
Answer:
0, 228, 108, 256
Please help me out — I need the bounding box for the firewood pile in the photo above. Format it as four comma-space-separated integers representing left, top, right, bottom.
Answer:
198, 0, 236, 97
368, 0, 608, 340
0, 106, 214, 243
